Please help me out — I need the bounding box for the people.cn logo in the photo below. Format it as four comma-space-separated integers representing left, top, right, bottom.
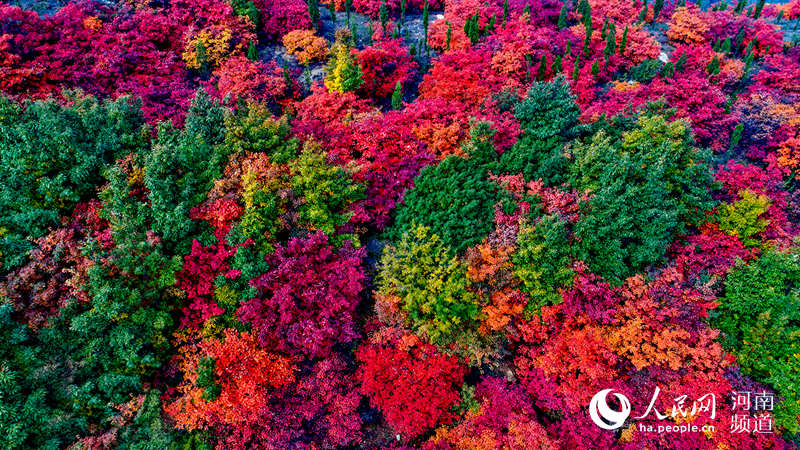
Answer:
589, 389, 632, 430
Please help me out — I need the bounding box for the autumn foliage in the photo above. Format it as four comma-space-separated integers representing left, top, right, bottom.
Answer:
2, 0, 800, 446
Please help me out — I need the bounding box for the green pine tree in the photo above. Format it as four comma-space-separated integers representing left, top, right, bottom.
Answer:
619, 25, 628, 54
247, 39, 258, 61
379, 0, 388, 30
743, 51, 755, 77
662, 60, 675, 78
309, 0, 320, 30
283, 61, 292, 87
423, 0, 430, 43
498, 77, 583, 185
573, 54, 581, 80
728, 123, 743, 153
706, 54, 721, 76
553, 54, 563, 73
653, 0, 664, 20
537, 55, 547, 81
721, 37, 731, 53
195, 40, 209, 73
558, 1, 568, 28
603, 23, 616, 59
753, 0, 765, 19
583, 15, 592, 54
675, 51, 687, 72
328, 0, 336, 23
391, 81, 403, 109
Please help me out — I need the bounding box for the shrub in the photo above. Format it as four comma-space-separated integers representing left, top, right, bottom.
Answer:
356, 329, 467, 438
325, 40, 364, 93
282, 29, 329, 65
256, 0, 313, 38
166, 329, 295, 430
213, 56, 295, 104
237, 231, 365, 358
356, 38, 416, 99
377, 225, 479, 342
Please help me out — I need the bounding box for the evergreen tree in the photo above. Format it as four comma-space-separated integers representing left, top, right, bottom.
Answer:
230, 0, 260, 26
247, 39, 258, 61
653, 0, 664, 20
558, 1, 568, 28
712, 250, 800, 433
661, 60, 675, 78
283, 60, 292, 87
577, 0, 589, 18
553, 54, 563, 73
325, 39, 364, 93
537, 55, 547, 81
328, 0, 336, 23
572, 53, 581, 80
728, 123, 743, 153
583, 14, 592, 54
392, 81, 403, 109
379, 0, 389, 31
464, 13, 479, 44
743, 50, 755, 76
571, 111, 715, 284
603, 23, 616, 60
721, 37, 731, 53
196, 40, 209, 73
733, 27, 746, 53
706, 54, 721, 76
637, 1, 647, 23
0, 93, 147, 269
309, 0, 320, 30
619, 25, 629, 54
590, 59, 600, 78
753, 0, 765, 19
498, 77, 582, 185
389, 124, 510, 255
423, 0, 430, 45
